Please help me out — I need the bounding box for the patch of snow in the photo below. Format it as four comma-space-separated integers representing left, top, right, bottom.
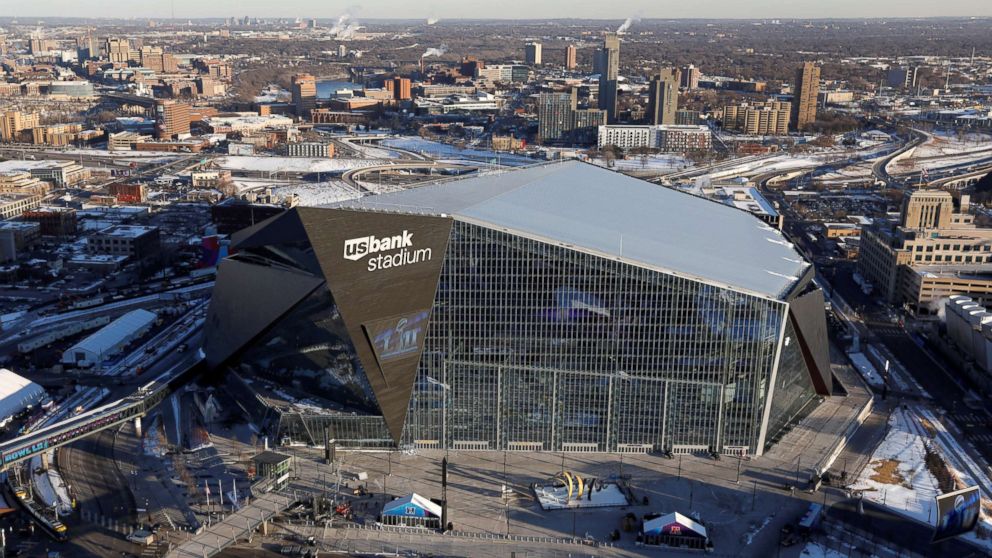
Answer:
216, 156, 380, 173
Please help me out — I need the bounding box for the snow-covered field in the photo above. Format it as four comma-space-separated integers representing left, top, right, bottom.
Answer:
911, 131, 992, 160
851, 406, 992, 552
589, 154, 691, 172
382, 138, 535, 167
816, 162, 876, 182
852, 407, 941, 524
216, 156, 379, 173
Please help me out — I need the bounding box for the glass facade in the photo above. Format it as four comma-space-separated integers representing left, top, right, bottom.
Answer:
216, 219, 821, 455
403, 222, 814, 454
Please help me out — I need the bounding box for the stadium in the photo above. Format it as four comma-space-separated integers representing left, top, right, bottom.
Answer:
203, 161, 831, 456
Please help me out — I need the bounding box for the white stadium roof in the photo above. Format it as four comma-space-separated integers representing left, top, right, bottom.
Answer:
328, 161, 809, 300
0, 369, 45, 421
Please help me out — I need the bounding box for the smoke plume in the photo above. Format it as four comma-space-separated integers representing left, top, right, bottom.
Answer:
617, 18, 638, 34
421, 43, 448, 58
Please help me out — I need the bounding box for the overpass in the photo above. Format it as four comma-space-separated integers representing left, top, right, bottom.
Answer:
341, 161, 477, 190
0, 357, 203, 471
931, 165, 992, 189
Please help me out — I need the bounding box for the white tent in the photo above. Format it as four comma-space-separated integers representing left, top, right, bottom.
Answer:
0, 369, 46, 422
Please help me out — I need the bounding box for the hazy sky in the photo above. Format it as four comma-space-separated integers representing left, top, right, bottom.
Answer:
4, 0, 992, 20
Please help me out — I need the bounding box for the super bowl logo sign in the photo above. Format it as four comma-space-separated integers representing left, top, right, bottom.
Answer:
344, 230, 432, 272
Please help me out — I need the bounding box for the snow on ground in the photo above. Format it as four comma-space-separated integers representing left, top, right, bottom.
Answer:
216, 156, 379, 173
911, 131, 992, 159
852, 407, 940, 524
270, 180, 363, 206
847, 352, 884, 388
382, 138, 535, 167
894, 149, 992, 174
800, 542, 846, 558
816, 162, 876, 182
589, 154, 691, 172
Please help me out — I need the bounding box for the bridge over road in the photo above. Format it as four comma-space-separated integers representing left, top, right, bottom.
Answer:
167, 490, 298, 558
0, 357, 203, 471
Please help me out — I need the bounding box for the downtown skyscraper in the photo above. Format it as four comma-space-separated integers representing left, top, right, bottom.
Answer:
597, 32, 620, 123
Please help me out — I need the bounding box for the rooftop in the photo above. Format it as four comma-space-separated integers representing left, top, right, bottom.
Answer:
328, 161, 808, 299
95, 225, 157, 238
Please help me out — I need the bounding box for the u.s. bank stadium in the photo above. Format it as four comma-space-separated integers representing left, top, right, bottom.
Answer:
203, 161, 832, 456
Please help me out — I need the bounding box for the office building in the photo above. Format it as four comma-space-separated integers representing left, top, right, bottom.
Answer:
154, 99, 191, 139
287, 141, 335, 158
859, 190, 992, 313
565, 45, 577, 70
887, 67, 920, 90
676, 110, 702, 126
392, 77, 412, 101
87, 225, 160, 260
23, 208, 77, 238
0, 221, 41, 263
525, 42, 542, 65
597, 32, 620, 123
1, 111, 41, 142
475, 65, 530, 83
139, 46, 178, 73
538, 90, 577, 142
791, 62, 820, 131
681, 65, 701, 90
722, 102, 791, 136
597, 124, 711, 152
0, 193, 42, 220
204, 161, 830, 455
647, 68, 680, 125
105, 38, 132, 64
291, 73, 318, 119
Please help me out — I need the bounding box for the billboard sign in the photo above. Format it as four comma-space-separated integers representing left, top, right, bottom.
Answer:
933, 486, 981, 543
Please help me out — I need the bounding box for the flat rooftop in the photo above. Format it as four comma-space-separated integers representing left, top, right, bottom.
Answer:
328, 161, 808, 299
95, 225, 157, 238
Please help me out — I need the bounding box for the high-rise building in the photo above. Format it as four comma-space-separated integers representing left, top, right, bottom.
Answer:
460, 56, 484, 77
886, 67, 920, 90
680, 64, 701, 89
291, 73, 317, 119
597, 32, 620, 123
154, 99, 191, 139
722, 102, 791, 135
392, 77, 412, 101
565, 45, 577, 70
859, 190, 992, 311
203, 162, 830, 455
646, 68, 680, 125
791, 62, 821, 131
538, 89, 577, 142
525, 42, 542, 65
106, 38, 131, 64
0, 111, 41, 142
139, 46, 178, 73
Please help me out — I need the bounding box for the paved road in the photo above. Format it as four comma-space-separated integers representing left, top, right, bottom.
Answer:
60, 427, 136, 523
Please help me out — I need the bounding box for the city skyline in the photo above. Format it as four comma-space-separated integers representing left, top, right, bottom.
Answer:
2, 1, 992, 20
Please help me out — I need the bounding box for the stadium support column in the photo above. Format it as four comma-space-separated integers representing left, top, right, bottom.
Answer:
134, 415, 142, 438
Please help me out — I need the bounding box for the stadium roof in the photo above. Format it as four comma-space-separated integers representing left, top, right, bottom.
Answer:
328, 161, 808, 299
0, 369, 45, 421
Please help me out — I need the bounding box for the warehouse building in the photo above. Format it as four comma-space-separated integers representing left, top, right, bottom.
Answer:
204, 162, 830, 456
62, 308, 157, 368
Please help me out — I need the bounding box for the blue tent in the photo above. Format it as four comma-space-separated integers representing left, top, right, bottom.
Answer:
381, 493, 442, 528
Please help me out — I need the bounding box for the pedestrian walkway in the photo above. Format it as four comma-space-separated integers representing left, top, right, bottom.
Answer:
165, 490, 297, 558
